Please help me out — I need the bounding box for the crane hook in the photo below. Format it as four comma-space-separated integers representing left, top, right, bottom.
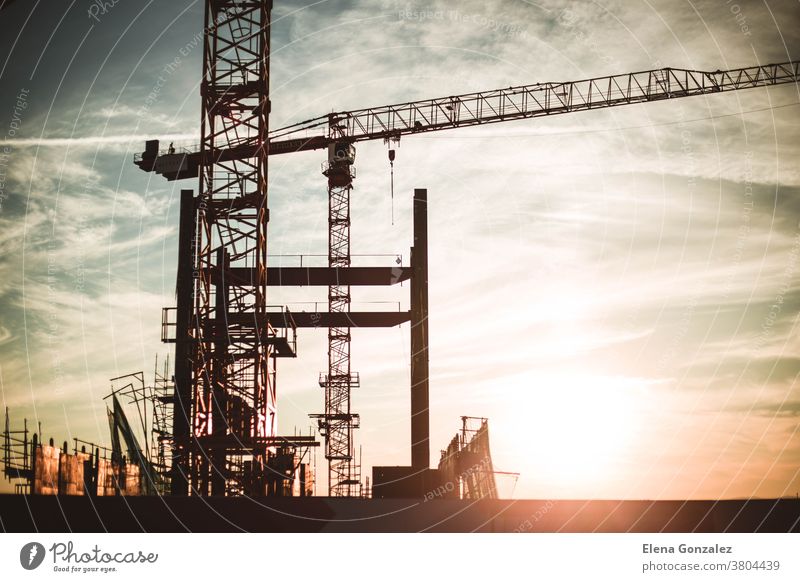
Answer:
388, 149, 396, 225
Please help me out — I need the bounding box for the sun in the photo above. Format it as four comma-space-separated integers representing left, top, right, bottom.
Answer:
502, 372, 645, 492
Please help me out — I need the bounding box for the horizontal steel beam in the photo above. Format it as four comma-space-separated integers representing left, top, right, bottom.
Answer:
133, 136, 330, 179
207, 311, 410, 328
208, 266, 411, 286
269, 311, 410, 328
176, 435, 320, 449
269, 266, 410, 286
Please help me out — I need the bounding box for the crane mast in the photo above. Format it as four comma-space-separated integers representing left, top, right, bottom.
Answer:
175, 0, 282, 497
311, 139, 361, 497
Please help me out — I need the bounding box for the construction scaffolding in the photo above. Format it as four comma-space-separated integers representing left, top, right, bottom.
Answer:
105, 372, 161, 496
438, 417, 499, 500
150, 356, 174, 494
2, 409, 32, 494
2, 409, 145, 497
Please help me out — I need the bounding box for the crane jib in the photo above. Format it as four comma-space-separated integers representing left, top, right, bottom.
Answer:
134, 61, 799, 181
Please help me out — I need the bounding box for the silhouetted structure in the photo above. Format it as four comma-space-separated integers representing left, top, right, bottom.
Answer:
2, 409, 142, 497
135, 48, 800, 497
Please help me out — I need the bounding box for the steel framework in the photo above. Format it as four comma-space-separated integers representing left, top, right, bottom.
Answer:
185, 0, 276, 496
150, 356, 174, 495
312, 146, 361, 497
2, 408, 31, 494
279, 62, 800, 144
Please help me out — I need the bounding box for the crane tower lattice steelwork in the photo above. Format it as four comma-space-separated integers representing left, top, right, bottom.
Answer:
177, 0, 278, 496
312, 138, 362, 496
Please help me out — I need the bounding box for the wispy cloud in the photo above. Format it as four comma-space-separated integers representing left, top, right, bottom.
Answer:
5, 133, 196, 148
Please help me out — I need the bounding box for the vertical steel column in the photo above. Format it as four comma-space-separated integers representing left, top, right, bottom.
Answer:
171, 189, 195, 495
210, 248, 230, 495
410, 188, 430, 469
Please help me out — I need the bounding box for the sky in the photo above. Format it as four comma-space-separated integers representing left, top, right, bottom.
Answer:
0, 0, 798, 500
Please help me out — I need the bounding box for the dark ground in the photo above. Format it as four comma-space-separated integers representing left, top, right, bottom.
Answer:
1, 495, 798, 532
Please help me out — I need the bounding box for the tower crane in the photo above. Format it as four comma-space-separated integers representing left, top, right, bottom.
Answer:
134, 0, 798, 498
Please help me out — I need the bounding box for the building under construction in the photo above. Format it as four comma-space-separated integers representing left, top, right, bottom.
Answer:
2, 1, 800, 532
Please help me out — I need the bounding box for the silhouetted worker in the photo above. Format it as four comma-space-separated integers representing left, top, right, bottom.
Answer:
168, 142, 175, 154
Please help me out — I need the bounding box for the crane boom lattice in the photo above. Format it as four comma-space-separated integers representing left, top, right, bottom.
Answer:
134, 61, 799, 176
